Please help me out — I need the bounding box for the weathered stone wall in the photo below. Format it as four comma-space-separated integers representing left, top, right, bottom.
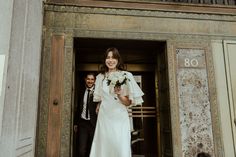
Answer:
44, 5, 236, 39
176, 49, 214, 156
0, 0, 13, 137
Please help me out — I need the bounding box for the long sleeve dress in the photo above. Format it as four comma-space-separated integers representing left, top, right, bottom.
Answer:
89, 71, 144, 157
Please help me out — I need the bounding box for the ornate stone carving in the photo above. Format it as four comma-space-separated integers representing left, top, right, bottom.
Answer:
176, 48, 214, 156
44, 4, 236, 22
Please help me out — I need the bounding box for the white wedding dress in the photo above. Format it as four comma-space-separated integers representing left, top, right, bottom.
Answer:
89, 71, 144, 157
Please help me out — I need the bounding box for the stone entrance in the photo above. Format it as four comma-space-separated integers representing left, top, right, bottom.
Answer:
36, 2, 225, 157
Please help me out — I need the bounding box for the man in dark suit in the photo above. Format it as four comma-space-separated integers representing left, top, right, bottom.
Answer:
74, 73, 98, 157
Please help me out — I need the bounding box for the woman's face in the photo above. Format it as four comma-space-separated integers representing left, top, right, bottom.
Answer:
105, 51, 118, 71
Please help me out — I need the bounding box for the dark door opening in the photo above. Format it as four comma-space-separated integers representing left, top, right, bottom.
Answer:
72, 38, 172, 157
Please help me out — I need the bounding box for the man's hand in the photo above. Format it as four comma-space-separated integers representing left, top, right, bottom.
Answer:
74, 125, 78, 132
96, 103, 101, 114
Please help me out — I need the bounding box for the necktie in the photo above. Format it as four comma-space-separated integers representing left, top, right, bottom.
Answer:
85, 89, 90, 119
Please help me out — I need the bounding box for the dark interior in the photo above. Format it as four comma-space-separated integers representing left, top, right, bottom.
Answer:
73, 38, 172, 157
74, 38, 165, 65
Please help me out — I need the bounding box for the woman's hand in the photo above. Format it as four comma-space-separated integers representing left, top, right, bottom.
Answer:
114, 86, 131, 106
114, 86, 122, 95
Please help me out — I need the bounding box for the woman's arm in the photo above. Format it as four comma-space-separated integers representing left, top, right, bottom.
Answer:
117, 95, 131, 106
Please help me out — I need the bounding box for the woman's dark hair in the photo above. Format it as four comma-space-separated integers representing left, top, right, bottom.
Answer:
100, 47, 126, 74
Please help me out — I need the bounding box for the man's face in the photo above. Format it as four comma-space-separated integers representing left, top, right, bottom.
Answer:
85, 74, 95, 88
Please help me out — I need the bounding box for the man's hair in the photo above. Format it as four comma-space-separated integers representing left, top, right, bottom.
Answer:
84, 72, 96, 78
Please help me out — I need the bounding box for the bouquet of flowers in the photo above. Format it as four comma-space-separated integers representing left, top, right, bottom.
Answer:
107, 71, 129, 88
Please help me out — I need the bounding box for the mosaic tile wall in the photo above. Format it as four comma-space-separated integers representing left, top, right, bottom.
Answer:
176, 48, 214, 157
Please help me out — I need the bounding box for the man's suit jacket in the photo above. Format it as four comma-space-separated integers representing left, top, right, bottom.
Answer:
76, 87, 98, 127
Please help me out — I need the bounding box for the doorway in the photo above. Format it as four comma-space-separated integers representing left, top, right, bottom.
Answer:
72, 38, 172, 157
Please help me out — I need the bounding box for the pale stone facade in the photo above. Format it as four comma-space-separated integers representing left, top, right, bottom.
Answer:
212, 40, 236, 157
0, 0, 43, 157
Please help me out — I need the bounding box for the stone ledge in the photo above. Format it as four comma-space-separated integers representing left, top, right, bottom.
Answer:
44, 3, 236, 22
44, 0, 236, 15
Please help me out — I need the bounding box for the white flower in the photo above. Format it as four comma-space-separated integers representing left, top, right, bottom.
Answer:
111, 78, 117, 86
107, 71, 129, 88
118, 75, 124, 83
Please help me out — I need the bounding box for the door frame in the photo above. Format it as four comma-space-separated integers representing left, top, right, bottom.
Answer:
36, 3, 223, 157
72, 38, 168, 157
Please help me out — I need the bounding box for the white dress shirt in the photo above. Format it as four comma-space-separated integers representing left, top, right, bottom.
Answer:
81, 86, 94, 120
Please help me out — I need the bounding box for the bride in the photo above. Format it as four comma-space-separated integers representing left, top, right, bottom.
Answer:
89, 47, 144, 157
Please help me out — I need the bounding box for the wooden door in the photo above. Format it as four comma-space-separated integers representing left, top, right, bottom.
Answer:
46, 35, 65, 157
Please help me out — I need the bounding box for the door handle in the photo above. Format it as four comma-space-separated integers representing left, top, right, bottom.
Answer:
234, 119, 236, 126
